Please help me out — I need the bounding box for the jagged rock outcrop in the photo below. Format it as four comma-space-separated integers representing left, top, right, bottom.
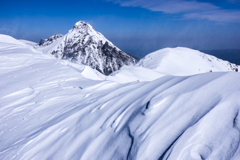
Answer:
39, 34, 63, 47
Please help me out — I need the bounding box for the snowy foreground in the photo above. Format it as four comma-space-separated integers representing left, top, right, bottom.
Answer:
1, 35, 240, 160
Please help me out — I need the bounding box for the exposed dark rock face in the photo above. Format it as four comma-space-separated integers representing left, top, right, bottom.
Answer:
47, 21, 138, 75
39, 34, 63, 47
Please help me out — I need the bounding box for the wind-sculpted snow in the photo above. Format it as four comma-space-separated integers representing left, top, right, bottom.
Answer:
40, 21, 138, 75
1, 41, 240, 160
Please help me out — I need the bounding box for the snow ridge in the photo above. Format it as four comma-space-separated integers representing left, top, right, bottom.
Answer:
46, 21, 138, 75
136, 47, 239, 76
38, 34, 64, 47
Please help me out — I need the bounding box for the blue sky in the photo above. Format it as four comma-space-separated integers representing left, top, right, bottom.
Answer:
1, 0, 240, 58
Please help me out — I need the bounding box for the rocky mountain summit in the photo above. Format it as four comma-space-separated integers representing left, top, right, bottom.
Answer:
41, 21, 138, 75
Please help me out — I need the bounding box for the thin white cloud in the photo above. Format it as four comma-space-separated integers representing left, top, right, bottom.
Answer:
108, 0, 240, 23
110, 0, 218, 13
228, 0, 240, 4
184, 10, 240, 23
149, 1, 218, 13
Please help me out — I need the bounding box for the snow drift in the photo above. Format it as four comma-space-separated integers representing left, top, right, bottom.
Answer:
0, 35, 240, 160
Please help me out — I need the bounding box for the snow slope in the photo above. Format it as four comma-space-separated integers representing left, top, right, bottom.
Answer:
136, 47, 239, 76
107, 65, 165, 83
0, 34, 26, 46
18, 39, 38, 47
1, 36, 240, 160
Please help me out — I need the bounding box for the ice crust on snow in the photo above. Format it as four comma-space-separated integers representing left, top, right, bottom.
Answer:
0, 35, 240, 160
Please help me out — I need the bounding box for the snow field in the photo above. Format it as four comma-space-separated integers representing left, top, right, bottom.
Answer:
0, 35, 240, 159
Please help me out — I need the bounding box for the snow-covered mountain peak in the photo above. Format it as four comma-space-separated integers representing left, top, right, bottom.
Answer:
41, 21, 138, 75
73, 21, 93, 30
68, 21, 110, 46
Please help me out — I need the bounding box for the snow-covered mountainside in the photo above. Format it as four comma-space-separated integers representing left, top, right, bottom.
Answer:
104, 47, 239, 83
18, 39, 38, 47
136, 47, 239, 76
0, 37, 240, 160
0, 34, 26, 46
38, 34, 63, 47
39, 21, 138, 75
